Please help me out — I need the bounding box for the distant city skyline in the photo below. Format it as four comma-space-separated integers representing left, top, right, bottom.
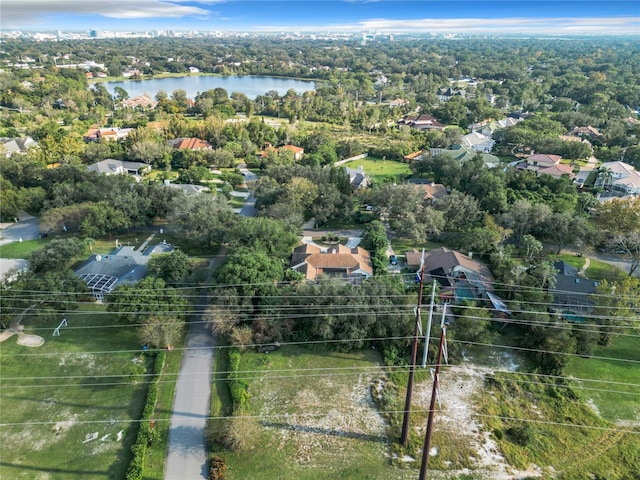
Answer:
3, 0, 640, 35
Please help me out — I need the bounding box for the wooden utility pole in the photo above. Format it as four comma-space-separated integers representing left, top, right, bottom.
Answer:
421, 281, 437, 368
419, 306, 448, 480
400, 251, 427, 446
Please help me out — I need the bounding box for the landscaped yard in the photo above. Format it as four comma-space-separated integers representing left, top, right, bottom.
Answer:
342, 157, 411, 181
0, 304, 148, 480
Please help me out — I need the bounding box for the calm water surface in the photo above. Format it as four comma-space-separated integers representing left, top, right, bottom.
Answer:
100, 75, 316, 100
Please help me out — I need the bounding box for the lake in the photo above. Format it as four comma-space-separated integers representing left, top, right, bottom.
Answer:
99, 75, 316, 100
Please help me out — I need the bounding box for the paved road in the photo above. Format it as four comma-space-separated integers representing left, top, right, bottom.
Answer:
0, 216, 39, 246
164, 248, 226, 480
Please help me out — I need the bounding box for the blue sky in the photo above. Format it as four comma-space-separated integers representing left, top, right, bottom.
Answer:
3, 0, 640, 35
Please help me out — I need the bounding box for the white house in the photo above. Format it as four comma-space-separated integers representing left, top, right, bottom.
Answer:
460, 131, 495, 153
596, 161, 640, 196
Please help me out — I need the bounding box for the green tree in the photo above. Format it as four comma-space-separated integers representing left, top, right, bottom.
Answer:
146, 249, 193, 286
215, 247, 284, 297
168, 194, 235, 249
138, 315, 185, 350
29, 237, 85, 274
595, 197, 640, 275
592, 277, 640, 345
107, 276, 188, 323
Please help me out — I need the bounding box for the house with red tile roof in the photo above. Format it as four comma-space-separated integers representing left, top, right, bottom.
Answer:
168, 137, 212, 150
83, 127, 133, 142
290, 243, 373, 284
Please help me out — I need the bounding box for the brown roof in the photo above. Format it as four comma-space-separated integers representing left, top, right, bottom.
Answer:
171, 137, 212, 150
404, 150, 424, 162
290, 243, 372, 282
412, 183, 448, 202
538, 164, 575, 178
280, 144, 304, 154
406, 247, 494, 288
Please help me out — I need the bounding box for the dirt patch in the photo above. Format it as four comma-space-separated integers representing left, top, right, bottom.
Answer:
414, 363, 544, 479
16, 333, 45, 347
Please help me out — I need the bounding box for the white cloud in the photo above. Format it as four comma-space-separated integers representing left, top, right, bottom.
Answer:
256, 16, 640, 35
2, 0, 211, 26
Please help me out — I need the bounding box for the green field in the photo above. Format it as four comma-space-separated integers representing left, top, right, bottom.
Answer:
565, 335, 640, 422
0, 304, 148, 480
209, 346, 419, 480
342, 157, 411, 180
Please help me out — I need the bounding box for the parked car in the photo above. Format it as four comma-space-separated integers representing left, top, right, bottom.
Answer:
389, 254, 398, 265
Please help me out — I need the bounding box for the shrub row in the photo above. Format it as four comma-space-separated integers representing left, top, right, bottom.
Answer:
125, 351, 166, 480
227, 349, 249, 412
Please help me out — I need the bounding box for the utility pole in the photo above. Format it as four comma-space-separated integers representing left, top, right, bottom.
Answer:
421, 281, 437, 368
400, 250, 426, 446
419, 305, 448, 480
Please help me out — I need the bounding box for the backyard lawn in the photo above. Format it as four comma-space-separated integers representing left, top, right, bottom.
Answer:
0, 304, 148, 480
342, 157, 411, 181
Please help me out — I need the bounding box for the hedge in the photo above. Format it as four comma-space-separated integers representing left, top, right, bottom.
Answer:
227, 349, 249, 412
125, 351, 166, 480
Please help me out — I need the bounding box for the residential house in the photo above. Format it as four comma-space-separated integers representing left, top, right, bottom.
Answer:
122, 68, 142, 78
403, 150, 424, 163
344, 166, 370, 189
389, 98, 408, 108
623, 117, 639, 128
290, 243, 373, 284
122, 95, 157, 109
397, 113, 446, 131
595, 161, 640, 196
83, 127, 133, 142
258, 142, 304, 161
517, 153, 575, 179
75, 243, 173, 301
460, 131, 495, 153
429, 144, 500, 168
407, 179, 448, 204
406, 247, 495, 303
87, 159, 151, 180
566, 126, 604, 143
0, 136, 38, 157
436, 87, 466, 103
162, 180, 210, 195
470, 117, 521, 138
168, 137, 213, 150
549, 261, 598, 317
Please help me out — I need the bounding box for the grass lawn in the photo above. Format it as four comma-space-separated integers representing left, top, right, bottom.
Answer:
227, 196, 246, 209
585, 258, 627, 281
0, 238, 51, 259
342, 157, 411, 181
0, 303, 149, 480
146, 170, 179, 182
565, 335, 640, 422
389, 236, 443, 255
209, 346, 418, 480
550, 253, 586, 271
